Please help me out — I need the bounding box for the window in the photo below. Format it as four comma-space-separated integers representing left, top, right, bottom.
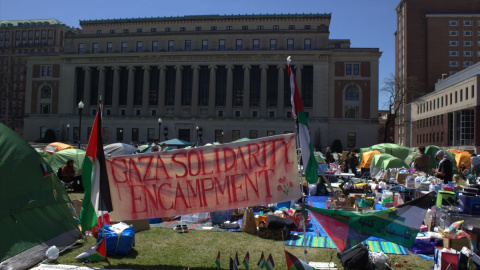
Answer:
135, 28, 142, 33
168, 40, 174, 52
449, 41, 458, 46
270, 39, 276, 50
347, 133, 356, 147
195, 27, 201, 31
123, 29, 129, 33
202, 40, 208, 51
464, 61, 473, 67
249, 130, 258, 139
132, 128, 139, 142
464, 41, 472, 46
466, 87, 469, 100
346, 64, 352, 75
236, 39, 242, 50
211, 26, 217, 30
151, 28, 156, 32
464, 20, 472, 26
449, 31, 458, 36
109, 29, 115, 34
242, 25, 248, 30
219, 39, 225, 51
304, 39, 311, 50
449, 61, 458, 67
136, 41, 142, 52
449, 51, 458, 56
464, 31, 472, 36
152, 41, 158, 52
226, 26, 232, 30
232, 130, 240, 141
185, 40, 191, 51
257, 25, 264, 30
288, 25, 295, 29
287, 39, 294, 50
180, 27, 186, 31
40, 86, 51, 114
165, 27, 171, 32
106, 42, 112, 53
353, 64, 359, 75
147, 128, 155, 142
253, 39, 259, 50
121, 42, 127, 53
78, 43, 84, 54
460, 89, 463, 101
266, 130, 275, 137
304, 25, 311, 29
96, 30, 102, 34
116, 128, 124, 142
273, 25, 279, 30
215, 130, 224, 143
345, 106, 359, 118
464, 51, 472, 56
450, 20, 458, 26
455, 91, 458, 103
344, 85, 360, 119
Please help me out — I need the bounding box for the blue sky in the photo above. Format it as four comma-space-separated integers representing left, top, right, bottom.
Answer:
0, 0, 397, 109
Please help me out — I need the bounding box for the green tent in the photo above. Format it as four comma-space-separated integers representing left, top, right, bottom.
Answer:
363, 143, 411, 161
425, 145, 459, 175
0, 124, 81, 269
35, 148, 50, 162
47, 148, 86, 173
370, 153, 410, 169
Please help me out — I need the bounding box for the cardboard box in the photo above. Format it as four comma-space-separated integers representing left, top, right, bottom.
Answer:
396, 172, 410, 185
115, 219, 150, 232
443, 237, 472, 251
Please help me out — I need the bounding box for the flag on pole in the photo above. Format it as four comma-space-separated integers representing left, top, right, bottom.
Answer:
75, 237, 106, 261
215, 251, 221, 269
265, 254, 275, 270
257, 251, 266, 268
235, 251, 240, 267
79, 105, 113, 232
285, 250, 315, 270
243, 251, 250, 269
306, 191, 436, 251
229, 256, 238, 270
287, 56, 318, 184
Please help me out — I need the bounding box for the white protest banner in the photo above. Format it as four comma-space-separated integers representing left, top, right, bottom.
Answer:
106, 134, 301, 220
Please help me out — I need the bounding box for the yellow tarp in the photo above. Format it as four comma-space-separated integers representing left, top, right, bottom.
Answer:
359, 150, 381, 169
43, 142, 74, 154
446, 149, 471, 169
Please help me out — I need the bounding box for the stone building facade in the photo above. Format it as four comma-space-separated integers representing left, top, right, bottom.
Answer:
24, 14, 381, 149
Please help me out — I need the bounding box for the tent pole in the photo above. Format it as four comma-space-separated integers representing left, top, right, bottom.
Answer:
294, 120, 308, 262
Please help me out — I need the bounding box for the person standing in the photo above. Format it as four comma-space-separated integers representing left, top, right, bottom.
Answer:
324, 147, 335, 164
413, 146, 430, 173
346, 148, 360, 176
431, 150, 453, 184
470, 153, 480, 176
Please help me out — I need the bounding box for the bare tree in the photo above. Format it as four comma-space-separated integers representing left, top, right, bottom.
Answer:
380, 73, 422, 143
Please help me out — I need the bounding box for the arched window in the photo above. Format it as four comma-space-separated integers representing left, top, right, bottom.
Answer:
40, 86, 51, 114
344, 85, 360, 119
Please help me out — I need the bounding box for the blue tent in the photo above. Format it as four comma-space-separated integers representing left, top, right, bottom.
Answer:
161, 138, 194, 148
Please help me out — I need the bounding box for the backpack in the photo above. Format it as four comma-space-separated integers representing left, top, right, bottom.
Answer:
337, 244, 373, 270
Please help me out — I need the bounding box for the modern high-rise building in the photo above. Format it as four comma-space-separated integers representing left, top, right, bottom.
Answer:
24, 14, 381, 149
395, 0, 480, 146
0, 19, 73, 136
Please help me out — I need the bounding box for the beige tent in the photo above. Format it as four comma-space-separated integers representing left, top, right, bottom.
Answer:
359, 150, 381, 169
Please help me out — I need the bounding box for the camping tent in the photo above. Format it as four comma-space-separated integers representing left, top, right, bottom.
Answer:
43, 142, 74, 154
447, 149, 471, 169
35, 148, 51, 162
363, 143, 411, 161
47, 148, 86, 173
161, 138, 194, 148
359, 150, 381, 169
425, 145, 459, 175
104, 142, 138, 157
0, 124, 81, 270
370, 153, 409, 170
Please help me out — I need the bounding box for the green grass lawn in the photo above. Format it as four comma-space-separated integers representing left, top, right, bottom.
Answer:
60, 193, 433, 269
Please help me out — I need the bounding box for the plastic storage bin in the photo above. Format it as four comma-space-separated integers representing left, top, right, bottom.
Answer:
459, 195, 480, 215
436, 190, 456, 207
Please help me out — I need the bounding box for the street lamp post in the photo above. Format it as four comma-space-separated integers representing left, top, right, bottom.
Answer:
198, 127, 203, 145
66, 124, 70, 143
164, 127, 168, 141
158, 118, 162, 141
78, 100, 84, 149
196, 126, 199, 146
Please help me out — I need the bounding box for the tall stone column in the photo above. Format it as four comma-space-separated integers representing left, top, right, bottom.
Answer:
174, 65, 183, 115
242, 65, 251, 117
208, 65, 217, 117
277, 65, 285, 113
98, 66, 105, 105
112, 66, 120, 115
296, 65, 303, 97
260, 65, 268, 117
142, 65, 151, 116
191, 65, 200, 116
157, 66, 166, 116
83, 67, 91, 113
126, 66, 135, 115
226, 65, 233, 117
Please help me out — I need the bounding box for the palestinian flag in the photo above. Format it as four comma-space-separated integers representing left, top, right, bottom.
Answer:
41, 162, 53, 176
243, 251, 250, 269
75, 237, 106, 261
265, 254, 275, 270
257, 251, 265, 268
235, 251, 240, 267
215, 251, 221, 269
306, 191, 436, 251
229, 256, 238, 270
285, 250, 314, 270
287, 56, 318, 184
79, 105, 113, 233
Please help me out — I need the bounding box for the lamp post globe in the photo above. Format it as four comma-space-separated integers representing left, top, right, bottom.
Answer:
157, 118, 162, 141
